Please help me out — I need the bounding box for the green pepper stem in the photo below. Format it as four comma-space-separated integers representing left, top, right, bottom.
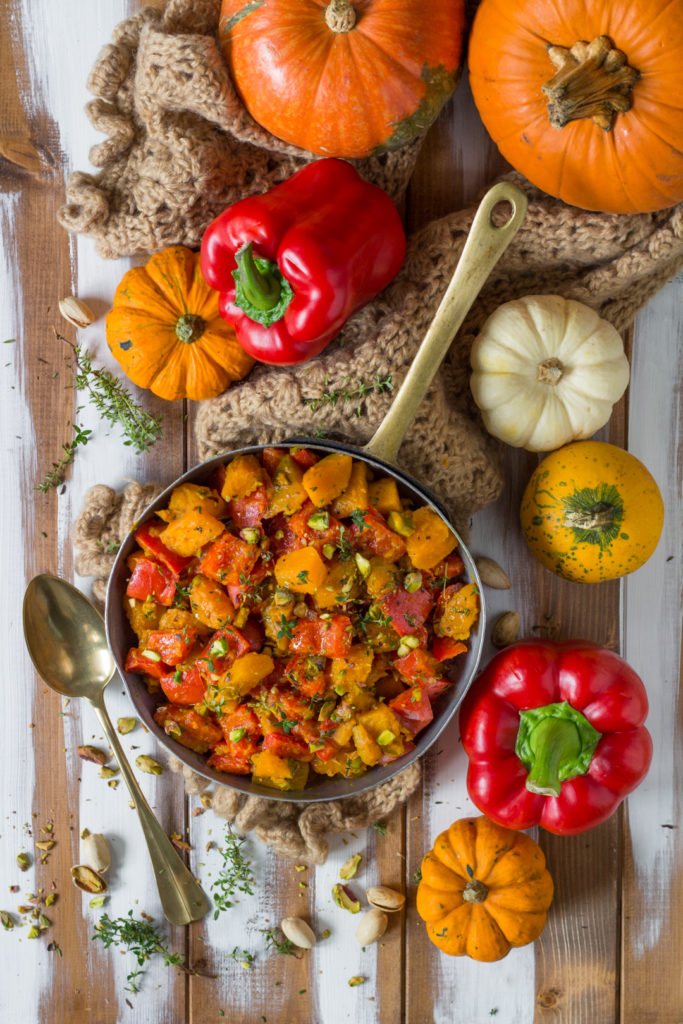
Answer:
525, 717, 582, 797
234, 242, 282, 311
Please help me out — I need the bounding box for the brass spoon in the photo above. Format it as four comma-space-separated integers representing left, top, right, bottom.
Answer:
23, 573, 210, 926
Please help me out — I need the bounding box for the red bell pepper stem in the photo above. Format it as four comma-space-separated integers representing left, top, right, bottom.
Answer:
516, 699, 602, 798
234, 242, 282, 311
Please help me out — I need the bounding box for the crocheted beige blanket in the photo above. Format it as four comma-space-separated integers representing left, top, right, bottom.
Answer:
67, 0, 683, 863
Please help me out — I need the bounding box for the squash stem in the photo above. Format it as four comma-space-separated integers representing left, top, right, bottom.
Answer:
175, 313, 205, 344
516, 700, 602, 797
325, 0, 357, 33
543, 35, 640, 131
463, 879, 489, 904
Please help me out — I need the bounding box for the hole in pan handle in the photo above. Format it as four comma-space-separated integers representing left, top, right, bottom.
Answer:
364, 181, 528, 466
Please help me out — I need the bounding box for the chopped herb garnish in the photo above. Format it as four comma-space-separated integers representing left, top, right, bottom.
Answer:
261, 926, 296, 957
304, 374, 393, 416
371, 820, 387, 836
92, 910, 185, 993
276, 615, 297, 640
211, 824, 255, 919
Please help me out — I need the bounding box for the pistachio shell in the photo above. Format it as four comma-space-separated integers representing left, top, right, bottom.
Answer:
475, 556, 511, 590
355, 908, 388, 945
58, 296, 95, 329
81, 833, 111, 874
492, 610, 520, 648
280, 917, 316, 949
71, 865, 108, 894
366, 885, 406, 912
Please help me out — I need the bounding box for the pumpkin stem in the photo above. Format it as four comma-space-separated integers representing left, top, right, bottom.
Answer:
537, 357, 564, 385
232, 243, 294, 328
324, 0, 357, 33
543, 35, 640, 131
516, 701, 602, 798
463, 879, 489, 904
175, 313, 205, 344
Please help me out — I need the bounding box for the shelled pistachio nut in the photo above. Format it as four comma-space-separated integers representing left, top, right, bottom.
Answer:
81, 833, 110, 874
355, 908, 388, 945
280, 917, 316, 949
58, 296, 95, 329
366, 885, 405, 913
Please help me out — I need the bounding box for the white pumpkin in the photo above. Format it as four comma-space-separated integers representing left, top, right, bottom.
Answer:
469, 294, 630, 452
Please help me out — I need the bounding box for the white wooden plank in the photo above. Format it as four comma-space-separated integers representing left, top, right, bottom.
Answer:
621, 273, 682, 955
0, 193, 43, 1024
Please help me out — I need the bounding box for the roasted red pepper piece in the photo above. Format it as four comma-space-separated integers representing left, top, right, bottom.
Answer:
290, 615, 353, 658
199, 531, 260, 587
196, 626, 252, 677
159, 664, 206, 706
146, 626, 198, 666
134, 520, 193, 576
207, 741, 252, 774
263, 730, 314, 762
126, 557, 176, 606
200, 159, 406, 365
124, 647, 170, 679
228, 486, 272, 528
350, 508, 407, 562
431, 637, 467, 663
289, 447, 318, 469
381, 586, 434, 637
284, 654, 328, 699
425, 553, 465, 586
394, 649, 450, 699
288, 500, 342, 553
459, 640, 653, 836
226, 559, 268, 608
389, 686, 434, 736
153, 704, 223, 753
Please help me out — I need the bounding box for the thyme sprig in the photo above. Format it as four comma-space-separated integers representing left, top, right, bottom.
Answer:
261, 926, 297, 957
92, 911, 185, 994
63, 334, 163, 453
211, 824, 255, 919
36, 423, 93, 492
304, 374, 393, 417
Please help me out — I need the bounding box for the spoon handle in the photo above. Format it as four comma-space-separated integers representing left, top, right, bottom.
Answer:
90, 693, 210, 926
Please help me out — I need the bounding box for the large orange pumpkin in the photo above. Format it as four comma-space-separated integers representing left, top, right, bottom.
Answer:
218, 0, 465, 158
106, 247, 254, 402
468, 0, 683, 213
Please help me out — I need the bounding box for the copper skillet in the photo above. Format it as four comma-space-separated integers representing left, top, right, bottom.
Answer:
105, 182, 527, 803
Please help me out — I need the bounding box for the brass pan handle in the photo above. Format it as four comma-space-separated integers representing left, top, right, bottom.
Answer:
364, 181, 527, 465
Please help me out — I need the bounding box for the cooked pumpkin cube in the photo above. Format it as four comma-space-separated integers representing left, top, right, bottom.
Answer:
352, 723, 382, 766
253, 760, 309, 790
221, 453, 268, 501
189, 575, 235, 630
331, 461, 369, 517
227, 652, 275, 695
124, 594, 163, 642
406, 506, 458, 570
368, 477, 403, 515
366, 557, 401, 600
251, 749, 291, 780
313, 559, 360, 609
437, 583, 480, 640
159, 509, 225, 557
274, 546, 327, 594
268, 455, 308, 516
302, 453, 353, 508
332, 719, 356, 747
168, 482, 227, 519
330, 644, 374, 691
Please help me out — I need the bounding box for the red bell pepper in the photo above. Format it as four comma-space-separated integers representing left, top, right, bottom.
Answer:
126, 557, 176, 606
159, 664, 206, 706
389, 686, 434, 736
153, 705, 223, 753
459, 640, 653, 836
289, 614, 353, 659
145, 626, 198, 666
380, 586, 434, 637
200, 158, 406, 365
134, 521, 192, 576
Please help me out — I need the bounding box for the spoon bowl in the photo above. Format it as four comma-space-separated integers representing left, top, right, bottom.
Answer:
23, 574, 210, 927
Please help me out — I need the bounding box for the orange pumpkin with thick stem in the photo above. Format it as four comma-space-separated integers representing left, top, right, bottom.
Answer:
416, 816, 554, 961
468, 0, 683, 213
218, 0, 465, 159
106, 246, 253, 401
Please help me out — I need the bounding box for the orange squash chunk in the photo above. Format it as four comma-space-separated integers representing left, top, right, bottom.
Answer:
302, 453, 352, 508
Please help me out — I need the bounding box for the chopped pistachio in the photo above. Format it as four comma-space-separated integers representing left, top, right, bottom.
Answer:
135, 754, 163, 775
354, 552, 371, 578
89, 895, 107, 909
377, 730, 396, 746
403, 571, 423, 593
77, 745, 109, 766
35, 841, 55, 852
332, 883, 360, 913
387, 511, 414, 537
16, 852, 30, 872
140, 649, 161, 662
322, 543, 336, 560
339, 853, 362, 880
99, 766, 118, 779
348, 976, 366, 987
116, 717, 137, 735
294, 865, 306, 872
107, 780, 119, 789
307, 511, 330, 531
240, 527, 260, 545
45, 893, 57, 908
1, 911, 15, 930
38, 914, 51, 930
27, 925, 40, 939
320, 928, 331, 940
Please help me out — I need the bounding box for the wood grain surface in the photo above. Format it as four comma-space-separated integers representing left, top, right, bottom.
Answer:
1, 2, 681, 1023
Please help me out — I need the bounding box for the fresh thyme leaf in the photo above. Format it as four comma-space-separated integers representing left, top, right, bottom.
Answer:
92, 910, 185, 994
261, 926, 296, 957
336, 525, 353, 561
211, 824, 255, 919
304, 374, 393, 417
371, 820, 388, 836
36, 423, 93, 492
276, 615, 297, 640
277, 712, 298, 734
349, 509, 370, 531
228, 946, 255, 968
97, 538, 121, 554
59, 332, 163, 454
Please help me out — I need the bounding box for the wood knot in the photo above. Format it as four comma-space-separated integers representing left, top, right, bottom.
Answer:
537, 987, 562, 1009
